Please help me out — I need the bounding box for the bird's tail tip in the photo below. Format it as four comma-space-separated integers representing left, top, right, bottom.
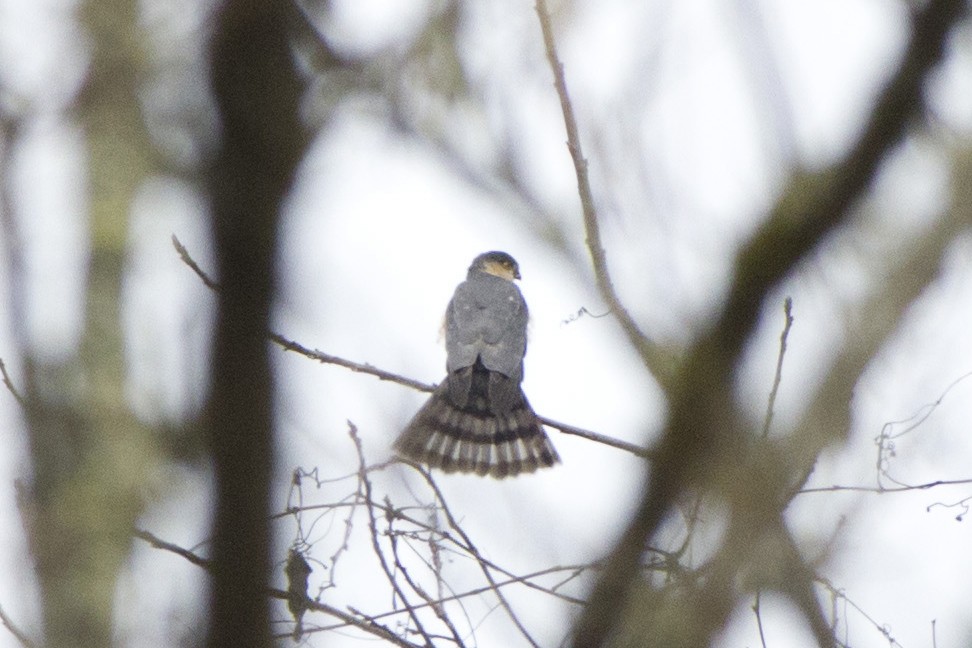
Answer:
394, 389, 560, 479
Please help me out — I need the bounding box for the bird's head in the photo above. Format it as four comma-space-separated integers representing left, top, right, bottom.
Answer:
469, 251, 521, 281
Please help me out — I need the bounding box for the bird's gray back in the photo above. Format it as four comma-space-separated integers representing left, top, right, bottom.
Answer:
445, 273, 527, 380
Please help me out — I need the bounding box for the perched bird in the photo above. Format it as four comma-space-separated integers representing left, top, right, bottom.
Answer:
394, 251, 560, 478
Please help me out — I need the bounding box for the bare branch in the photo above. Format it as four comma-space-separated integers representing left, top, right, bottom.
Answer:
538, 415, 653, 459
761, 297, 794, 437
817, 579, 907, 648
798, 477, 972, 496
349, 423, 436, 646
0, 605, 36, 648
172, 235, 651, 459
0, 358, 25, 407
534, 0, 675, 390
133, 527, 427, 647
319, 563, 588, 636
267, 588, 425, 648
171, 234, 220, 291
134, 528, 212, 571
752, 592, 769, 648
569, 1, 968, 644
875, 369, 972, 489
386, 514, 468, 647
409, 463, 543, 648
269, 331, 434, 393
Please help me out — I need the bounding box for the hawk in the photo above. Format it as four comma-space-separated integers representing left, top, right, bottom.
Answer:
394, 251, 560, 478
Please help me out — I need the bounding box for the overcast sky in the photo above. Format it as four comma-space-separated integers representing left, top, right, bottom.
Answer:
2, 1, 972, 647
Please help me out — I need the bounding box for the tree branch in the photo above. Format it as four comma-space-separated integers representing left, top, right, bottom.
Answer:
171, 235, 653, 460
0, 358, 25, 407
534, 0, 675, 390
761, 297, 794, 437
349, 422, 436, 646
567, 1, 967, 645
411, 463, 542, 647
133, 528, 212, 571
0, 605, 36, 648
786, 142, 972, 499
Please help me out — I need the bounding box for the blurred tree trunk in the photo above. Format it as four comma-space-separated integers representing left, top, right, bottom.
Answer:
205, 3, 306, 648
21, 0, 158, 646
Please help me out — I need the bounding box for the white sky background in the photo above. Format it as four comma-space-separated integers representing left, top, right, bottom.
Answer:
1, 0, 972, 647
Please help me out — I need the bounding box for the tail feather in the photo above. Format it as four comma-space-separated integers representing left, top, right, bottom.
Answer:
394, 376, 560, 479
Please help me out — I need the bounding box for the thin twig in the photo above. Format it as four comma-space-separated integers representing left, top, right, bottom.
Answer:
368, 477, 591, 606
413, 464, 542, 648
171, 234, 220, 290
388, 493, 591, 605
798, 477, 972, 495
387, 510, 468, 647
534, 0, 672, 390
798, 370, 972, 497
349, 422, 436, 646
0, 605, 35, 648
817, 579, 906, 648
134, 529, 212, 571
322, 563, 590, 638
874, 369, 972, 488
266, 588, 425, 648
0, 358, 26, 407
761, 297, 794, 437
538, 414, 652, 458
285, 468, 357, 590
752, 592, 769, 648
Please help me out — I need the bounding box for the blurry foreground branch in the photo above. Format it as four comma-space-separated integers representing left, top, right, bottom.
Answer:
550, 0, 969, 645
204, 3, 306, 648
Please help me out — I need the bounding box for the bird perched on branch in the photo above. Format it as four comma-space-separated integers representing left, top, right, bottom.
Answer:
394, 251, 560, 478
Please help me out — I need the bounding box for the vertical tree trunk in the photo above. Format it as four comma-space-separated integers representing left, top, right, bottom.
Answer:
22, 1, 157, 646
206, 3, 305, 647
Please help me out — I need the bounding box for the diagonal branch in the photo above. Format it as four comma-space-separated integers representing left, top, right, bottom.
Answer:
0, 358, 26, 407
0, 605, 35, 648
534, 0, 675, 391
171, 235, 652, 459
349, 423, 437, 646
761, 297, 794, 438
268, 331, 433, 393
134, 528, 212, 571
566, 1, 968, 645
786, 165, 972, 498
132, 528, 426, 648
269, 588, 426, 648
718, 0, 967, 361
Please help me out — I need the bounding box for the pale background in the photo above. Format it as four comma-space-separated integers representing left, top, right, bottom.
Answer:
2, 0, 972, 646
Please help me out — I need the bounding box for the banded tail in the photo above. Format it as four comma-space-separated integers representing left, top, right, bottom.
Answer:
394, 363, 560, 478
